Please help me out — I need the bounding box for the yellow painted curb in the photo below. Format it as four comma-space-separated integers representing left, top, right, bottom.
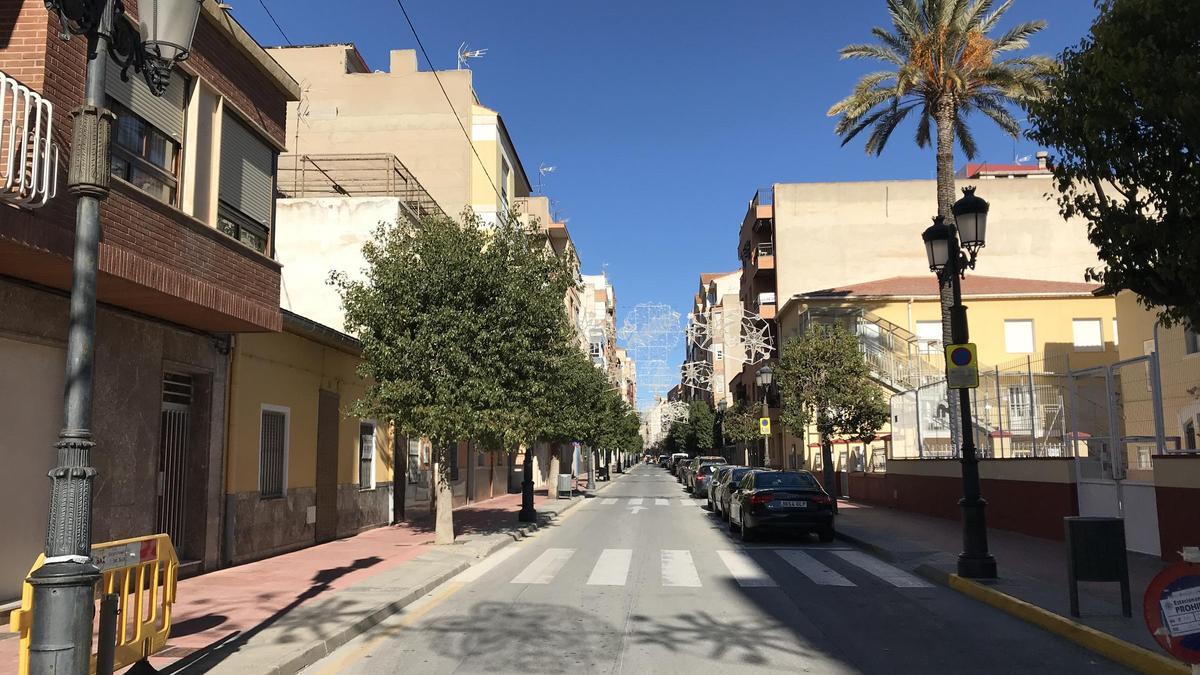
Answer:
947, 575, 1188, 675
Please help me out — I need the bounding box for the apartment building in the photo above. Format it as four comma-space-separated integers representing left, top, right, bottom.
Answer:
685, 271, 741, 408
0, 2, 299, 599
266, 43, 530, 223
581, 272, 619, 380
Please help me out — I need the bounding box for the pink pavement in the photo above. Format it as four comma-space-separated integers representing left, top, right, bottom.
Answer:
0, 491, 549, 674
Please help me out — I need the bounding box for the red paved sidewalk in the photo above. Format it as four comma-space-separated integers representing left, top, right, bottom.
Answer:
0, 491, 550, 674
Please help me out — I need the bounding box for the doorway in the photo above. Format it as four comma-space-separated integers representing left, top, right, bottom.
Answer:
157, 373, 193, 554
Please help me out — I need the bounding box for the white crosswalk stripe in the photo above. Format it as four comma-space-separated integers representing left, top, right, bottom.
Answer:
453, 547, 520, 583
600, 498, 617, 505
832, 550, 932, 588
661, 550, 702, 587
775, 550, 855, 587
587, 549, 633, 586
678, 499, 698, 507
628, 498, 643, 506
655, 498, 669, 506
716, 550, 778, 587
511, 548, 574, 585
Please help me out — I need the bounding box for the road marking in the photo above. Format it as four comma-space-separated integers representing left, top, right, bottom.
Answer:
587, 549, 633, 586
716, 550, 778, 587
654, 498, 669, 506
775, 550, 855, 587
628, 498, 643, 505
600, 498, 617, 505
678, 499, 698, 506
832, 550, 932, 588
629, 506, 645, 514
452, 547, 520, 583
661, 550, 702, 587
511, 548, 574, 584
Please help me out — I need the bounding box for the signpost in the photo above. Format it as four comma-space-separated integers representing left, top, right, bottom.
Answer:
945, 343, 979, 390
759, 418, 771, 436
1144, 548, 1200, 671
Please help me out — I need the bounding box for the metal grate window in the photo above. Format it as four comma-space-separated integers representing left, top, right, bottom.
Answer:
359, 422, 375, 490
260, 409, 287, 498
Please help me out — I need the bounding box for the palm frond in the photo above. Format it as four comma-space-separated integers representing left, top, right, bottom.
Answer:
915, 107, 933, 148
991, 19, 1047, 53
957, 0, 994, 31
978, 0, 1013, 33
836, 106, 896, 145
864, 103, 917, 155
970, 93, 1021, 137
888, 0, 924, 43
871, 26, 912, 56
840, 43, 905, 66
954, 113, 978, 158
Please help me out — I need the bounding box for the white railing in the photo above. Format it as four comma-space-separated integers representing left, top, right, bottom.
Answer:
0, 71, 58, 208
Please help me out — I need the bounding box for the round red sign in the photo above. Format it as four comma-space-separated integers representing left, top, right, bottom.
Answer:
1144, 561, 1200, 664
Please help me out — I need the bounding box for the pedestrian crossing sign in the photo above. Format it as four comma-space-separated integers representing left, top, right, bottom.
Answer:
945, 343, 979, 390
759, 417, 771, 435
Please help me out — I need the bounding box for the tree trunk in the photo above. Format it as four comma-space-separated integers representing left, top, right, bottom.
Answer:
547, 443, 560, 499
433, 442, 455, 545
820, 431, 838, 513
934, 96, 963, 456
519, 445, 537, 522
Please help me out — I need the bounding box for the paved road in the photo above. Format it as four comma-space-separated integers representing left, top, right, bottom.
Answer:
304, 464, 1128, 674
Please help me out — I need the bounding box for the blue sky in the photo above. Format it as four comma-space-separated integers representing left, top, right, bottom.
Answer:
232, 0, 1098, 407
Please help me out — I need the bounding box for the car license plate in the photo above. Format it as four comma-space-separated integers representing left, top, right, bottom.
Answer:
778, 500, 807, 508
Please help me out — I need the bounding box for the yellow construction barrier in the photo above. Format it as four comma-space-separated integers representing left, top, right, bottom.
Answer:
8, 534, 179, 675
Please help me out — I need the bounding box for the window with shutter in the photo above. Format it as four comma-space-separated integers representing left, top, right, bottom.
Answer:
218, 112, 275, 253
105, 55, 187, 206
359, 422, 375, 490
259, 407, 288, 498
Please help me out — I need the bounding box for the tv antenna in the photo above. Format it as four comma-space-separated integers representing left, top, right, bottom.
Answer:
457, 43, 487, 70
535, 163, 556, 194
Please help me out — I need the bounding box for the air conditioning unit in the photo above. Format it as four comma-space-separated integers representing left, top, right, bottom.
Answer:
1, 71, 59, 208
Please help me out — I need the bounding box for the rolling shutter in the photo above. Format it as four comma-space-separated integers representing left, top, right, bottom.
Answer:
219, 112, 274, 226
104, 54, 187, 141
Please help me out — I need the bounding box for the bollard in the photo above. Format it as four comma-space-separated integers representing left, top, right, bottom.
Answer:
96, 593, 119, 675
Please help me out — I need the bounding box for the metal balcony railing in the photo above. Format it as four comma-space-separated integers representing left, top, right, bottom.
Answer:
0, 70, 59, 208
754, 242, 773, 258
276, 153, 446, 222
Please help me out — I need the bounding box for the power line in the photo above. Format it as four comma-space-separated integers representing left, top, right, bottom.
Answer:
256, 0, 293, 46
392, 0, 504, 207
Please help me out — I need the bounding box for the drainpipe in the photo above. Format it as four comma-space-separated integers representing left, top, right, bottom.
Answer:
220, 334, 238, 568
1151, 322, 1167, 454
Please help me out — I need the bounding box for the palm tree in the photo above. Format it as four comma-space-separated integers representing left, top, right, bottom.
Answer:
828, 0, 1053, 449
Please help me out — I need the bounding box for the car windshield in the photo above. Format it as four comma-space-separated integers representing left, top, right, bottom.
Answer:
729, 468, 752, 482
754, 472, 821, 490
698, 464, 719, 476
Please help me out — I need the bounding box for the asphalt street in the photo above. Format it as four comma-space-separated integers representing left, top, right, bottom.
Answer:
303, 464, 1129, 674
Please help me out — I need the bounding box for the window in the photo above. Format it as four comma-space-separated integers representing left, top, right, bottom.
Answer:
1004, 320, 1035, 354
259, 406, 288, 498
1186, 329, 1200, 355
500, 158, 510, 211
359, 422, 376, 489
1185, 419, 1196, 451
1072, 318, 1104, 351
916, 321, 942, 354
714, 344, 724, 360
110, 101, 180, 205
218, 204, 269, 254
407, 438, 422, 484
589, 341, 603, 358
715, 379, 725, 395
1112, 319, 1119, 347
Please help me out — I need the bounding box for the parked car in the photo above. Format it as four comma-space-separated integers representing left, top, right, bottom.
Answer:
728, 470, 835, 542
684, 455, 726, 492
691, 463, 723, 499
710, 465, 753, 518
658, 454, 670, 468
668, 453, 689, 476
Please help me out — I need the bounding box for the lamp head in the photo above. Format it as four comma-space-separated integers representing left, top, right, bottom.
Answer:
921, 216, 953, 272
952, 186, 989, 252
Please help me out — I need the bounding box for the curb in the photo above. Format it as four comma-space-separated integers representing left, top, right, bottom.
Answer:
833, 528, 902, 563
915, 565, 1187, 675
217, 494, 588, 675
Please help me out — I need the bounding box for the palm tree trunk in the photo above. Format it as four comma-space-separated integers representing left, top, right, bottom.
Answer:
934, 96, 963, 456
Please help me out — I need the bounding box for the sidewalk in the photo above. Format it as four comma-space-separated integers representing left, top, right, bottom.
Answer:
834, 500, 1187, 673
1, 483, 608, 675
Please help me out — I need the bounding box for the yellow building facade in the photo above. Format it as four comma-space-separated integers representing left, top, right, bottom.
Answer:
224, 311, 395, 564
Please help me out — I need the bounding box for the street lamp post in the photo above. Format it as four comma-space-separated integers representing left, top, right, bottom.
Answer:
755, 366, 773, 467
31, 1, 202, 670
921, 186, 997, 580
717, 400, 727, 461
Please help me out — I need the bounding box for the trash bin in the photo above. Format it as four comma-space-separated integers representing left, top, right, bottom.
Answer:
556, 473, 572, 499
1063, 516, 1130, 617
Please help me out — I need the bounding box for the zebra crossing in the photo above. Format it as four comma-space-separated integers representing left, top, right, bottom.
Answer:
503, 546, 932, 590
595, 497, 704, 507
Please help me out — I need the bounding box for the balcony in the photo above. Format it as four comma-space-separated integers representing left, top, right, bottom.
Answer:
752, 241, 775, 274
757, 292, 777, 319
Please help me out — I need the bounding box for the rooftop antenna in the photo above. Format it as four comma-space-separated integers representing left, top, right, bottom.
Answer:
536, 163, 556, 194
457, 42, 487, 70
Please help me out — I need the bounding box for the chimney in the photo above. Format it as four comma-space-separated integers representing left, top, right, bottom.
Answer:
1036, 151, 1049, 170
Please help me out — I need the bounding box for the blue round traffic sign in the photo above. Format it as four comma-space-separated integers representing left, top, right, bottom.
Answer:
950, 346, 973, 367
1145, 562, 1200, 664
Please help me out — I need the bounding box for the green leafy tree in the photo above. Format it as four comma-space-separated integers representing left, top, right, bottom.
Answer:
687, 400, 716, 454
1025, 0, 1200, 329
829, 0, 1053, 449
776, 326, 888, 504
335, 211, 575, 542
722, 402, 764, 462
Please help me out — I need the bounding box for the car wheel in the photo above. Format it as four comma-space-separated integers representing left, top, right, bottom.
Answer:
740, 520, 755, 542
728, 513, 737, 532
818, 526, 835, 543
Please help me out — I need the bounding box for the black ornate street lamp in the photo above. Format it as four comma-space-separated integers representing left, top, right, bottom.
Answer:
921, 186, 997, 580
754, 365, 773, 467
32, 1, 201, 671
